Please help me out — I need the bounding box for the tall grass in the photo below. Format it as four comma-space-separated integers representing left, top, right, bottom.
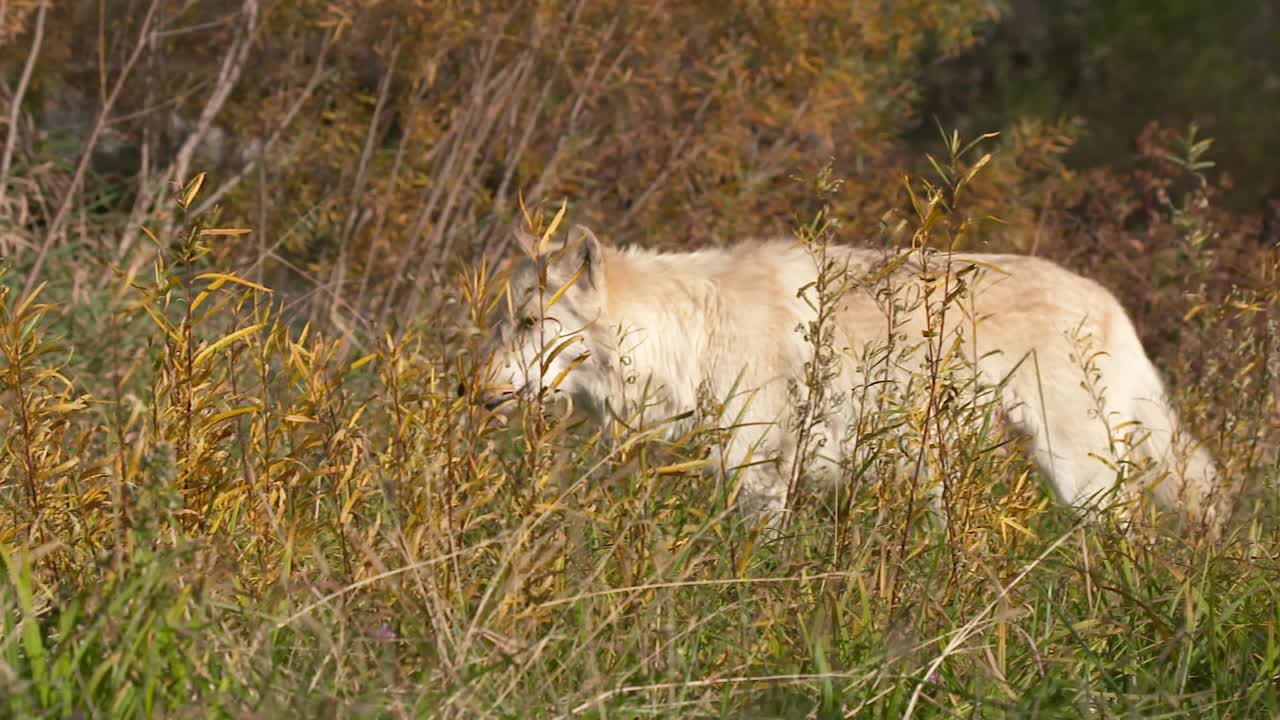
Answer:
1, 140, 1278, 720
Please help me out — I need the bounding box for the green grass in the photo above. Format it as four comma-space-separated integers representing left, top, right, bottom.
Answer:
1, 163, 1277, 719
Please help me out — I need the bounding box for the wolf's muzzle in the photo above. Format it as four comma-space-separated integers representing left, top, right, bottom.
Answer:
465, 381, 519, 411
482, 392, 515, 411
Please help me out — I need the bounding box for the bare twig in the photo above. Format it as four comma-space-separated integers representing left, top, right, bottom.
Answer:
494, 0, 605, 216
399, 54, 531, 322
615, 85, 717, 229
327, 40, 400, 330
96, 0, 106, 106
270, 248, 376, 338
23, 0, 163, 299
153, 14, 237, 41
341, 40, 400, 247
254, 129, 268, 283
189, 32, 335, 218
522, 0, 648, 212
376, 19, 510, 326
426, 53, 535, 262
168, 0, 260, 203
0, 0, 47, 212
566, 671, 879, 718
117, 0, 274, 260
116, 0, 159, 262
354, 79, 427, 315
901, 522, 1083, 719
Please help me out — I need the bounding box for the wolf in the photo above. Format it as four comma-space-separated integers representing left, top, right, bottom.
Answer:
481, 224, 1221, 533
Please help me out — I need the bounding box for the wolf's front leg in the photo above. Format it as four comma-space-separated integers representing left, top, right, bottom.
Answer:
715, 430, 790, 528
731, 461, 791, 531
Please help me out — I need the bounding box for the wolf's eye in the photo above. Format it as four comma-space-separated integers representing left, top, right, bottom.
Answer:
518, 317, 535, 332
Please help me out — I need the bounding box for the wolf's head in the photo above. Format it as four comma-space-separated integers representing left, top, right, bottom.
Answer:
481, 224, 617, 414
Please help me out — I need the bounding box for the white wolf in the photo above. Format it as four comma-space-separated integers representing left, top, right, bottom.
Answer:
483, 224, 1221, 532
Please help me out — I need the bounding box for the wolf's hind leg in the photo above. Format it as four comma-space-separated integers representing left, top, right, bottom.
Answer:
1002, 379, 1126, 517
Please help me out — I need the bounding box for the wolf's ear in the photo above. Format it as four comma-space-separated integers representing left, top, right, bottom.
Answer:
513, 226, 539, 258
565, 224, 606, 291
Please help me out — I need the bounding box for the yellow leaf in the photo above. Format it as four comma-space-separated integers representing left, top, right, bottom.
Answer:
182, 172, 206, 208
550, 352, 590, 391
340, 488, 363, 524
961, 152, 993, 189
14, 282, 46, 320
518, 191, 534, 231
35, 399, 88, 416
999, 516, 1036, 539
283, 414, 317, 424
192, 323, 263, 366
207, 406, 258, 425
545, 261, 585, 310
902, 174, 923, 218
190, 289, 214, 313
40, 457, 80, 478
195, 273, 271, 293
537, 199, 568, 256
348, 353, 376, 372
656, 459, 712, 475
540, 336, 582, 375
199, 227, 253, 237
140, 304, 183, 343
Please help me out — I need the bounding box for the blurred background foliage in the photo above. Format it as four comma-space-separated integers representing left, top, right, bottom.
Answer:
920, 0, 1280, 207
2, 2, 1279, 715
2, 0, 1276, 338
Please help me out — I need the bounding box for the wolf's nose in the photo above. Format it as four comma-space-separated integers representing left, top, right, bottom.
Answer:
456, 382, 467, 398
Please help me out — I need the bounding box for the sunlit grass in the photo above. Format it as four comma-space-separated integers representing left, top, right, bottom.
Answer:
1, 149, 1277, 719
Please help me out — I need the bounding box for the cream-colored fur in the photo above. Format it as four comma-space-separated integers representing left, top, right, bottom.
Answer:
485, 225, 1220, 531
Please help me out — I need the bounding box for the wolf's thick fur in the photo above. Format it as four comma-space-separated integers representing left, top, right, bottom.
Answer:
486, 225, 1220, 530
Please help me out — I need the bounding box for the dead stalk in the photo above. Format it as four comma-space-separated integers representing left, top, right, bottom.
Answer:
24, 0, 163, 299
189, 32, 334, 219
167, 0, 261, 205
0, 0, 47, 212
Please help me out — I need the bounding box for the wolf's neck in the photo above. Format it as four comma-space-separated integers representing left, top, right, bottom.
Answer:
603, 248, 720, 336
599, 248, 721, 419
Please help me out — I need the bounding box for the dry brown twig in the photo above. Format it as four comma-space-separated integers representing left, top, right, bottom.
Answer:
22, 0, 162, 299
0, 0, 46, 213
167, 0, 260, 210
188, 32, 335, 220
119, 3, 329, 266
117, 0, 262, 261
325, 39, 401, 334
377, 17, 512, 326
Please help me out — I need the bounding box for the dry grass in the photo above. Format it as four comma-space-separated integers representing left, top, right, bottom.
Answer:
0, 129, 1277, 718
0, 8, 1277, 716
